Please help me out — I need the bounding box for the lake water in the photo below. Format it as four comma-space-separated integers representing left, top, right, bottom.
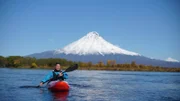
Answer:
0, 68, 179, 101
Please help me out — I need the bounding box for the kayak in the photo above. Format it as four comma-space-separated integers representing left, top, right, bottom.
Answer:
47, 81, 70, 91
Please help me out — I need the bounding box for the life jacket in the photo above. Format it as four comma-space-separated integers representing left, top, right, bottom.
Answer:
50, 70, 64, 82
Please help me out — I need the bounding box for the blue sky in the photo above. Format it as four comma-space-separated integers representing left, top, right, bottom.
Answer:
0, 0, 180, 61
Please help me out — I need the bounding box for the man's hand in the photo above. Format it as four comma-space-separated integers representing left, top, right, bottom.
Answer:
59, 72, 63, 76
39, 82, 43, 87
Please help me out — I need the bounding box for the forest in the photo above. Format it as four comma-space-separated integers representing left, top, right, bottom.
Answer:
0, 56, 180, 72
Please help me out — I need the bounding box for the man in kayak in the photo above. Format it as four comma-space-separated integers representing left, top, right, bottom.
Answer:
39, 63, 68, 87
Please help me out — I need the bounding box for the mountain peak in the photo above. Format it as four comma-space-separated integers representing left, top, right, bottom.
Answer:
55, 31, 140, 56
86, 31, 99, 38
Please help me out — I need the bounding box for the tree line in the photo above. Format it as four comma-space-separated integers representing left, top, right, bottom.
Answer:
0, 56, 180, 72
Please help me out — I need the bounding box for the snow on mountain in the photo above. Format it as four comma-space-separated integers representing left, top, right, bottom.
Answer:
55, 31, 140, 56
165, 57, 179, 62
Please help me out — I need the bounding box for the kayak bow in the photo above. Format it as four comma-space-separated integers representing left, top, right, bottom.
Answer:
48, 81, 70, 91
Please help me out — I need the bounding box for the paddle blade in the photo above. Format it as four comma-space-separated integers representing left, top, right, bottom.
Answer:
64, 64, 78, 72
19, 85, 40, 88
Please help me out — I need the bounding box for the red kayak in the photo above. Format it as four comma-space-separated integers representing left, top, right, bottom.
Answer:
47, 81, 70, 91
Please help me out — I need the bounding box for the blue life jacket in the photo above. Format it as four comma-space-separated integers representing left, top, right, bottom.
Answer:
41, 70, 68, 83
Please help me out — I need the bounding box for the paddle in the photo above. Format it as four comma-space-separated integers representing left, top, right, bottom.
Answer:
64, 64, 78, 72
20, 64, 78, 88
19, 86, 46, 88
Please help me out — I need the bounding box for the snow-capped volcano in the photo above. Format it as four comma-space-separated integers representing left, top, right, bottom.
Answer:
28, 31, 180, 68
55, 31, 140, 56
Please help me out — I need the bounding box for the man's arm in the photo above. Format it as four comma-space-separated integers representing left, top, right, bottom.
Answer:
39, 72, 53, 86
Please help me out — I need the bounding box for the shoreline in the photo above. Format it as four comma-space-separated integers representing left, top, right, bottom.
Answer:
1, 67, 180, 72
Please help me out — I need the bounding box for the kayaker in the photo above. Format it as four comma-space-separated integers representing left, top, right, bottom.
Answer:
38, 63, 68, 87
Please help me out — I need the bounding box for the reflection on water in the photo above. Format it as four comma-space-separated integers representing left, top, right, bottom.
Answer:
38, 86, 69, 101
52, 91, 69, 101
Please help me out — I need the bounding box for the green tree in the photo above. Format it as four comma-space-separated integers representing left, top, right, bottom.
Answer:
106, 60, 116, 67
107, 60, 111, 67
6, 56, 23, 67
0, 56, 6, 67
111, 60, 116, 67
31, 62, 38, 68
139, 64, 145, 69
98, 61, 104, 67
87, 62, 92, 67
131, 61, 137, 68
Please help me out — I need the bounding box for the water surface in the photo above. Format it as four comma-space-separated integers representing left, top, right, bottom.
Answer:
0, 68, 179, 101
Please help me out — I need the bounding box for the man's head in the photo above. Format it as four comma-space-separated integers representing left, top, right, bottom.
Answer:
55, 63, 61, 70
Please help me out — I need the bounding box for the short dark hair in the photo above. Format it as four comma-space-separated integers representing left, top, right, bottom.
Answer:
55, 63, 60, 65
